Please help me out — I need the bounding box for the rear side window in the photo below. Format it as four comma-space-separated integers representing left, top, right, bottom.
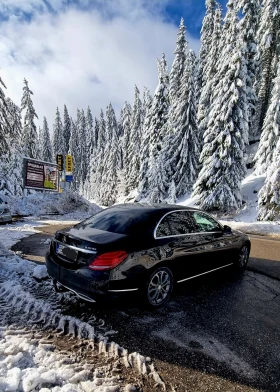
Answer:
156, 216, 172, 237
191, 212, 221, 233
76, 208, 155, 235
156, 211, 196, 237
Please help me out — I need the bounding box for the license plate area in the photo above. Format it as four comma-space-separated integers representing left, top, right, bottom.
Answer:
56, 243, 78, 262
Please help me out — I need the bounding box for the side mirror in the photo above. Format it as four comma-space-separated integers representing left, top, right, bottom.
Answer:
223, 225, 232, 234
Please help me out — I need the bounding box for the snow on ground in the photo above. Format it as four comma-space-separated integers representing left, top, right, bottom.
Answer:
8, 192, 101, 218
178, 170, 280, 237
0, 192, 102, 252
0, 220, 44, 251
0, 237, 164, 391
0, 326, 132, 392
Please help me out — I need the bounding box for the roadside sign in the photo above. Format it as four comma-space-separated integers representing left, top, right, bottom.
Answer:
24, 158, 59, 192
65, 174, 73, 182
65, 155, 73, 172
56, 154, 63, 171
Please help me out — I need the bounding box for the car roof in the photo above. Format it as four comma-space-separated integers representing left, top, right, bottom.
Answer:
106, 203, 199, 216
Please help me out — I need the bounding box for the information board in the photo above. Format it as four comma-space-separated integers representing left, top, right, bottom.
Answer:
24, 158, 59, 192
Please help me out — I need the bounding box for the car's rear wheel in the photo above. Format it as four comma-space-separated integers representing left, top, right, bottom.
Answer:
145, 267, 173, 308
236, 245, 250, 270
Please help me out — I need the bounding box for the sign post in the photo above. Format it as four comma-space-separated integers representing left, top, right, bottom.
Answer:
65, 155, 73, 189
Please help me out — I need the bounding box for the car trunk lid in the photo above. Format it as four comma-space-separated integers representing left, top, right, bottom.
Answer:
51, 228, 128, 269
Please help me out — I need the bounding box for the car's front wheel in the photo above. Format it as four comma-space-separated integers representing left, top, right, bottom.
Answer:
144, 267, 173, 308
236, 245, 250, 270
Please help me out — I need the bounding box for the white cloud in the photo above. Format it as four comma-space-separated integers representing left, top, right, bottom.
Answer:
0, 3, 200, 131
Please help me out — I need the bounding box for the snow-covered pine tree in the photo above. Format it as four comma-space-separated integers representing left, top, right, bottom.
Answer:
197, 0, 217, 101
21, 79, 39, 159
88, 109, 106, 200
144, 54, 170, 202
97, 109, 106, 155
68, 118, 77, 156
93, 116, 99, 153
258, 132, 280, 221
63, 105, 71, 156
148, 152, 167, 204
0, 73, 9, 159
254, 0, 280, 138
5, 98, 23, 145
41, 117, 53, 162
169, 18, 187, 105
120, 101, 132, 195
68, 118, 78, 189
142, 87, 152, 123
98, 103, 121, 205
126, 85, 143, 194
52, 107, 65, 159
164, 50, 200, 200
193, 0, 249, 212
166, 179, 176, 204
137, 88, 153, 200
197, 3, 222, 146
77, 109, 87, 187
1, 98, 24, 196
118, 107, 124, 139
117, 107, 124, 170
83, 115, 100, 199
38, 126, 43, 160
85, 106, 94, 170
254, 60, 280, 175
237, 0, 261, 142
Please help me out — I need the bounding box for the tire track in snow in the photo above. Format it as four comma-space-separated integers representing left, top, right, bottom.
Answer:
0, 255, 166, 390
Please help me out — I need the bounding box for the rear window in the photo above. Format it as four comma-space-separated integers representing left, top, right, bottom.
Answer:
76, 208, 155, 235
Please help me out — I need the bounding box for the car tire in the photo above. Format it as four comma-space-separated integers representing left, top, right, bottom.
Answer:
144, 267, 173, 308
235, 244, 250, 270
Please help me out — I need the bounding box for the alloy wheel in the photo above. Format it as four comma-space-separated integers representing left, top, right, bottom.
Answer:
147, 269, 172, 306
239, 246, 249, 268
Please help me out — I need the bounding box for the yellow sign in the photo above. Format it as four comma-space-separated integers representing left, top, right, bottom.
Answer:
65, 155, 73, 172
56, 154, 63, 171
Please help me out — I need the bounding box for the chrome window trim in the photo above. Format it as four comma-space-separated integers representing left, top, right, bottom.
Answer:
177, 263, 233, 283
108, 288, 139, 292
54, 239, 97, 254
154, 209, 223, 240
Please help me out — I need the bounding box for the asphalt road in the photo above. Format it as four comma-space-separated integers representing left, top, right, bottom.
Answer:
10, 223, 280, 392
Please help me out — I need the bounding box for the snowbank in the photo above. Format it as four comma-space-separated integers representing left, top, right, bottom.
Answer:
8, 192, 101, 217
0, 326, 131, 392
0, 221, 44, 250
178, 171, 280, 237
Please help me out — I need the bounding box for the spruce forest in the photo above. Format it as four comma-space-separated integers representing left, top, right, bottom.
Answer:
1, 0, 280, 220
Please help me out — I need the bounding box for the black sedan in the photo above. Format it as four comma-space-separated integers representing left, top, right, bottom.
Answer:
46, 203, 251, 307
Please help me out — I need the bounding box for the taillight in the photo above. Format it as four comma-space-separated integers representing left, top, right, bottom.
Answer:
88, 251, 128, 271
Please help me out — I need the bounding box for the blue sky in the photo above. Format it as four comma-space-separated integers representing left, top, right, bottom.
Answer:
0, 0, 228, 127
165, 0, 227, 37
0, 0, 228, 37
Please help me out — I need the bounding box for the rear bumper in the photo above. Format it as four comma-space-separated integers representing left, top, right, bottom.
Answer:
53, 279, 97, 302
45, 251, 139, 302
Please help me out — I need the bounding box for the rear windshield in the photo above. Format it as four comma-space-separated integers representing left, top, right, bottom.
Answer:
76, 208, 155, 235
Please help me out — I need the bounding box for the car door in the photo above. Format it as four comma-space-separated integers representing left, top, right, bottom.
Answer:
155, 210, 201, 281
188, 211, 235, 273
